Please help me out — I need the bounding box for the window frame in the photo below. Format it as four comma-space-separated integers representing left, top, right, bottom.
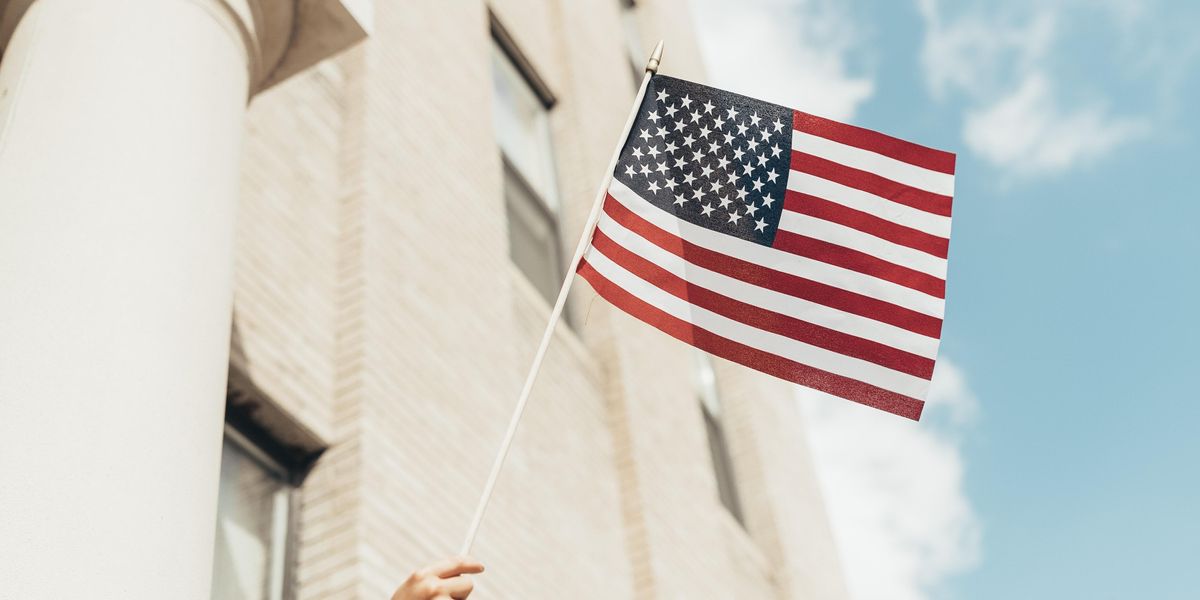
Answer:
219, 365, 326, 600
215, 423, 302, 600
490, 13, 568, 306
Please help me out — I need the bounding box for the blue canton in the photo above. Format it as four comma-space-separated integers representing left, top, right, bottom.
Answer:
613, 75, 792, 246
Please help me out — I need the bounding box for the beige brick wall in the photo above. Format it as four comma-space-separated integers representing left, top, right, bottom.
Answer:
231, 1, 849, 598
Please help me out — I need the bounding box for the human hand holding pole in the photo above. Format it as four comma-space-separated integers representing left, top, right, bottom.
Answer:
391, 556, 485, 600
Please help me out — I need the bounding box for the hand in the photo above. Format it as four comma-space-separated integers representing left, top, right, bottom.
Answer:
391, 556, 485, 600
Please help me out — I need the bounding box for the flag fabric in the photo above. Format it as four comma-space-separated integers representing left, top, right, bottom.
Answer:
577, 75, 956, 420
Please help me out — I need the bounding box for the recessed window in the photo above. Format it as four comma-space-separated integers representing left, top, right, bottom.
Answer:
210, 427, 294, 600
695, 351, 744, 525
491, 30, 563, 303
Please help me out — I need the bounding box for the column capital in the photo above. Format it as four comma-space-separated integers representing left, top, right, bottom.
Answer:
0, 0, 370, 95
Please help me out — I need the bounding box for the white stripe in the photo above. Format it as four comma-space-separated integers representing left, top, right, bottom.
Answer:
778, 211, 948, 279
792, 130, 956, 196
607, 179, 946, 318
585, 246, 933, 399
787, 171, 952, 239
595, 213, 940, 359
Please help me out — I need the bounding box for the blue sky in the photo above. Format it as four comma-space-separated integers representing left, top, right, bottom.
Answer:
690, 1, 1199, 598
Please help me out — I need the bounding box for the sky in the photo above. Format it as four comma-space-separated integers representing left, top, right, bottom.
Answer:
688, 1, 1200, 598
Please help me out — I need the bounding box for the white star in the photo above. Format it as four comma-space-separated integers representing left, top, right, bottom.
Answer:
770, 144, 783, 158
741, 163, 754, 176
709, 182, 721, 194
700, 203, 716, 217
728, 210, 743, 225
672, 156, 686, 169
771, 118, 785, 133
733, 147, 746, 161
688, 150, 702, 164
665, 141, 679, 154
683, 172, 697, 186
754, 218, 768, 232
766, 169, 780, 184
647, 111, 660, 123
689, 110, 703, 123
632, 147, 644, 159
707, 141, 722, 155
746, 137, 760, 151
751, 178, 765, 192
717, 156, 731, 170
639, 129, 651, 142
700, 164, 714, 178
722, 132, 737, 145
718, 195, 733, 209
756, 153, 769, 167
713, 116, 726, 130
761, 195, 775, 208
680, 94, 693, 108
698, 125, 713, 139
655, 126, 669, 138
655, 161, 669, 174
691, 188, 705, 201
736, 122, 749, 137
726, 106, 739, 120
674, 195, 687, 207
646, 145, 660, 158
624, 164, 636, 177
735, 188, 749, 201
759, 129, 771, 143
665, 177, 679, 191
702, 100, 715, 114
640, 164, 652, 176
673, 120, 687, 132
749, 112, 762, 127
647, 179, 661, 194
656, 89, 669, 102
681, 134, 696, 148
746, 203, 760, 216
664, 105, 679, 118
726, 171, 739, 186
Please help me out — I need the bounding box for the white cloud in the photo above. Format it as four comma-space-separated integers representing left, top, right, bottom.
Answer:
689, 0, 874, 121
916, 0, 1149, 176
801, 358, 981, 600
963, 72, 1148, 176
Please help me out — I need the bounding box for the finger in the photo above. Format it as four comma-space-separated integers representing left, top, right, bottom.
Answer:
440, 574, 474, 598
430, 556, 485, 578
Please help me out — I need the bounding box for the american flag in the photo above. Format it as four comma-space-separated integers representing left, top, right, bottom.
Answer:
578, 75, 955, 420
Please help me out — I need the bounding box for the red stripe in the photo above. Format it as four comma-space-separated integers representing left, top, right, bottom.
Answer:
578, 260, 925, 421
790, 150, 953, 217
784, 191, 949, 259
602, 196, 943, 339
591, 229, 935, 379
772, 230, 946, 299
793, 110, 956, 175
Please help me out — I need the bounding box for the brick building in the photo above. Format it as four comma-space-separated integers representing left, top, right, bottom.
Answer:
0, 1, 848, 599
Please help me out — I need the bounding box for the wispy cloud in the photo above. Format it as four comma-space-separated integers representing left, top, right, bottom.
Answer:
800, 358, 981, 600
963, 72, 1148, 176
689, 0, 874, 121
916, 0, 1155, 177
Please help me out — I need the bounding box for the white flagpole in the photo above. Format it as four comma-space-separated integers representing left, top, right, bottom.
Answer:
458, 40, 665, 556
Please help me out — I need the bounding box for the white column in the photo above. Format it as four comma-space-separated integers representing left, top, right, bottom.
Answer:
0, 0, 248, 597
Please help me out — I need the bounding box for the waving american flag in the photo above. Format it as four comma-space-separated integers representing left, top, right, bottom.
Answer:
578, 75, 956, 420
